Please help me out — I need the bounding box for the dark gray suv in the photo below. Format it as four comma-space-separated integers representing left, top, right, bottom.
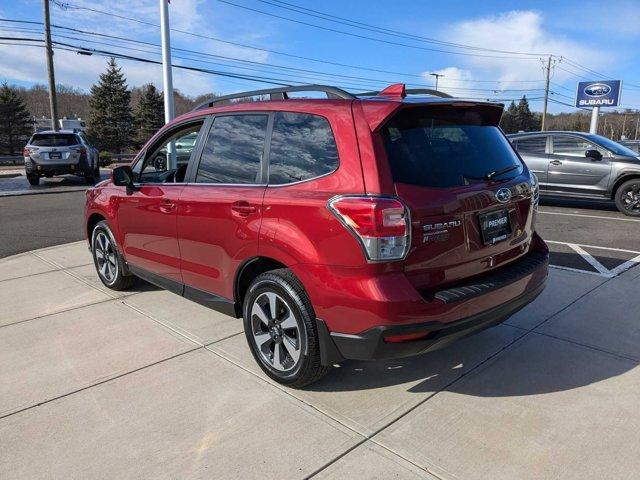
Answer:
508, 131, 640, 216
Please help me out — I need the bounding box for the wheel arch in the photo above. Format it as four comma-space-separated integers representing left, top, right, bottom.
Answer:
233, 256, 289, 317
86, 212, 107, 247
610, 173, 640, 199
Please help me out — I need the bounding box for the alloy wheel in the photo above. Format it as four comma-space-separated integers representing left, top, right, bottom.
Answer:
621, 183, 640, 212
250, 291, 302, 372
94, 231, 118, 284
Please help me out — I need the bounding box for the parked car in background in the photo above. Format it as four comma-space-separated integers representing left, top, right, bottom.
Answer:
619, 139, 640, 154
23, 130, 99, 186
508, 131, 640, 216
86, 83, 548, 387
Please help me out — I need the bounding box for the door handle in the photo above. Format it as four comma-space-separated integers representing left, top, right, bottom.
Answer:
231, 201, 257, 216
549, 160, 563, 166
159, 198, 176, 213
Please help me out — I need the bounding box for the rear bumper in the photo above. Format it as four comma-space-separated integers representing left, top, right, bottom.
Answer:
321, 278, 544, 362
25, 159, 85, 176
303, 235, 549, 364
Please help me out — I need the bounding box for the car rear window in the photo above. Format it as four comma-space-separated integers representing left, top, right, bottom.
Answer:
268, 112, 339, 184
381, 107, 523, 188
30, 134, 79, 147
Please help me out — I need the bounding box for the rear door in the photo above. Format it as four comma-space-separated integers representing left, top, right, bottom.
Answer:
512, 135, 549, 185
379, 105, 536, 292
177, 113, 269, 300
547, 134, 612, 195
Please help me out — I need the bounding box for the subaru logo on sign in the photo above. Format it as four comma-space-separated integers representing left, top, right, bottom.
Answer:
575, 80, 621, 107
584, 83, 611, 97
495, 188, 512, 203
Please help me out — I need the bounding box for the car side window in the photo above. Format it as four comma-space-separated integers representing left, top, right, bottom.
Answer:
137, 122, 203, 184
195, 114, 268, 184
552, 136, 605, 157
515, 136, 546, 155
268, 112, 339, 185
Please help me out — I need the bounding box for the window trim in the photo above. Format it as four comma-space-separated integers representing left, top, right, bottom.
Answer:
185, 111, 272, 186
131, 116, 210, 186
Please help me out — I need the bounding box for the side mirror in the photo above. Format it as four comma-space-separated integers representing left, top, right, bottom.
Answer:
585, 149, 602, 161
112, 165, 136, 193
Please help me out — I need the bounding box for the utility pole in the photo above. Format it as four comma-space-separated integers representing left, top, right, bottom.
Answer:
635, 117, 639, 140
541, 55, 552, 132
430, 73, 444, 91
43, 0, 58, 131
159, 0, 175, 168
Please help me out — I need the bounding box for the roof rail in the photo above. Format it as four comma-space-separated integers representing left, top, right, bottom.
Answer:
192, 84, 356, 111
354, 88, 453, 99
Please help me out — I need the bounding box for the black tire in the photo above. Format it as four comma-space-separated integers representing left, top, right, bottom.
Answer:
91, 220, 136, 290
243, 269, 331, 388
614, 179, 640, 217
27, 174, 39, 186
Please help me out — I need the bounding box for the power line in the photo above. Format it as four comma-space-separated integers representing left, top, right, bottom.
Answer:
216, 0, 541, 60
6, 19, 550, 93
256, 0, 548, 56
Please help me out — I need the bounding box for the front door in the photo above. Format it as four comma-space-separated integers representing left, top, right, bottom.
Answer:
116, 120, 205, 284
178, 113, 269, 300
547, 134, 612, 195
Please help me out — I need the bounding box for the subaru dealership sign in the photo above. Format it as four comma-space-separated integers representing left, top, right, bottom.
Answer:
575, 80, 622, 107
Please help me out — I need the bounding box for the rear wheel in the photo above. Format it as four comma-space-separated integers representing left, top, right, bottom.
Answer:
91, 221, 136, 290
27, 174, 39, 186
615, 179, 640, 217
243, 269, 330, 388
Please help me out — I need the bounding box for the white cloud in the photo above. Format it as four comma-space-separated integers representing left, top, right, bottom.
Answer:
420, 66, 474, 96
429, 10, 615, 105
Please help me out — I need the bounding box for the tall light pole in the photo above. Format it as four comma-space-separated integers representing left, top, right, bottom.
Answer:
430, 73, 444, 91
159, 0, 175, 168
43, 0, 59, 131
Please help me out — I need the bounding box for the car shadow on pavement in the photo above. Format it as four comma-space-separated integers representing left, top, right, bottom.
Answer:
540, 196, 617, 212
305, 327, 637, 397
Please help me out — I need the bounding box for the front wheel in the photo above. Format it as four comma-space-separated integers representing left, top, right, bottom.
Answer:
614, 179, 640, 217
243, 269, 330, 388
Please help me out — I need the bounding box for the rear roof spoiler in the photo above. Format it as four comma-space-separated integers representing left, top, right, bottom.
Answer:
355, 83, 453, 99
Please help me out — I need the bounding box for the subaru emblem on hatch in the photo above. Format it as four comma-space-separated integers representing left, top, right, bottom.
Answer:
584, 83, 611, 97
495, 188, 512, 203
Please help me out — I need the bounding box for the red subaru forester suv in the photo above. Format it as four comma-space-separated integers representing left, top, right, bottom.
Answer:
85, 83, 548, 387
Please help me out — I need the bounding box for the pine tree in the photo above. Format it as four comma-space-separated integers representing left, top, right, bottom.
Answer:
133, 83, 164, 148
500, 100, 518, 133
0, 83, 33, 155
515, 96, 535, 132
87, 58, 134, 152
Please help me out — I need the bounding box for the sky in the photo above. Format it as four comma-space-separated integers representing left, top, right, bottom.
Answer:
1, 0, 639, 113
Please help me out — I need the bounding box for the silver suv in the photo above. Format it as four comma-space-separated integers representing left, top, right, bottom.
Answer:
23, 130, 99, 186
508, 131, 640, 216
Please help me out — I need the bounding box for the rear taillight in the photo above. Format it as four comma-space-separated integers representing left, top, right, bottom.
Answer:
23, 147, 30, 157
328, 195, 410, 261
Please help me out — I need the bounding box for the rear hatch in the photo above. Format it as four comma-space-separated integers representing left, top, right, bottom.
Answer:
379, 103, 536, 293
27, 133, 82, 164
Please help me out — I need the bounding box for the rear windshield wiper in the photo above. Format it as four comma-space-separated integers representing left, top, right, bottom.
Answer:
484, 164, 519, 180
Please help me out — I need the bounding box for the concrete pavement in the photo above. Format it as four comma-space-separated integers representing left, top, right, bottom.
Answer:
1, 242, 639, 479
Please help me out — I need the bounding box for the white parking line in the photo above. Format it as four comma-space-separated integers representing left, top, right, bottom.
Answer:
546, 240, 640, 278
538, 210, 640, 223
546, 240, 640, 255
